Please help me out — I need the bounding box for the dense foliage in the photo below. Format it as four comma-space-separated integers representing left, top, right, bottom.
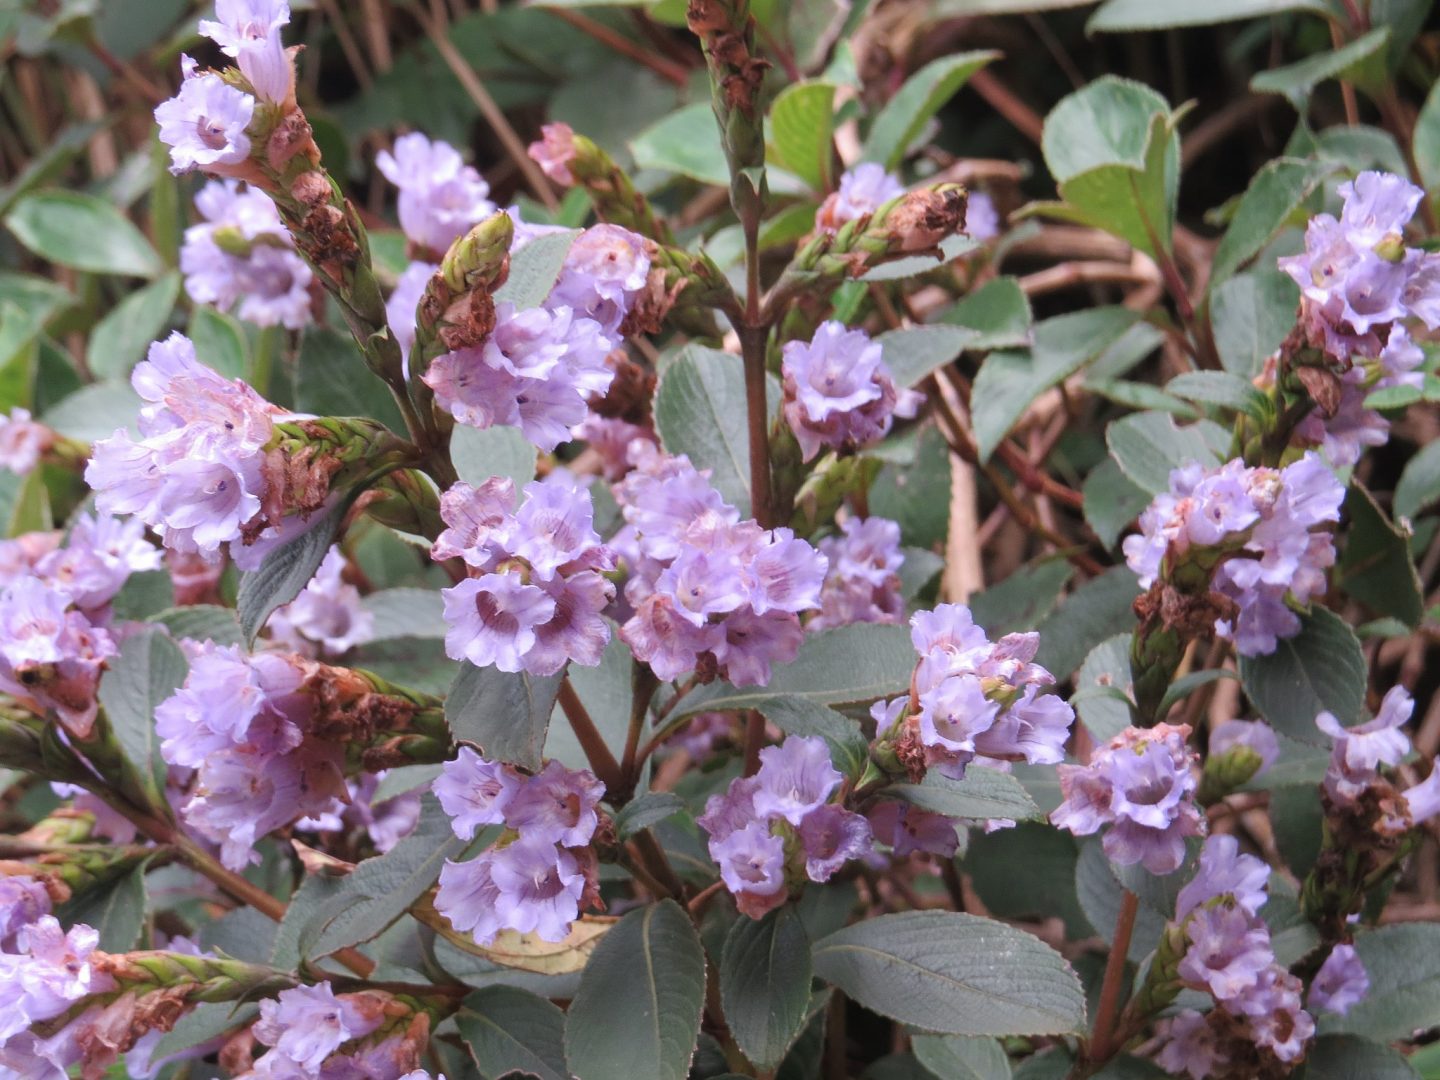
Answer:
1, 0, 1440, 1077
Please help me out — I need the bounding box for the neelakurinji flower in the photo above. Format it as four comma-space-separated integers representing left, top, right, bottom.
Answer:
268, 545, 375, 657
154, 63, 255, 175
376, 132, 495, 254
198, 0, 293, 104
809, 516, 907, 632
0, 409, 53, 474
817, 163, 906, 231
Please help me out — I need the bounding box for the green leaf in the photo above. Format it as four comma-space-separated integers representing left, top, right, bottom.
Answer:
811, 911, 1085, 1036
544, 627, 631, 771
450, 424, 537, 492
1083, 459, 1151, 549
972, 307, 1141, 462
871, 426, 953, 549
1415, 78, 1440, 195
860, 234, 980, 281
1105, 411, 1228, 495
1321, 924, 1440, 1041
58, 863, 148, 952
1035, 78, 1178, 256
97, 628, 188, 803
296, 327, 405, 431
1165, 371, 1270, 421
1073, 634, 1134, 743
1088, 0, 1329, 29
912, 1034, 1013, 1080
1395, 439, 1440, 521
721, 907, 813, 1070
1238, 606, 1367, 742
457, 987, 570, 1080
654, 344, 779, 518
968, 560, 1073, 636
1157, 669, 1239, 718
151, 605, 242, 647
237, 502, 349, 645
360, 588, 447, 640
965, 824, 1092, 940
614, 792, 687, 840
877, 324, 975, 389
110, 570, 174, 621
564, 900, 707, 1080
301, 795, 467, 959
936, 277, 1033, 350
861, 52, 999, 170
87, 272, 180, 380
1252, 27, 1391, 101
1034, 566, 1142, 679
494, 229, 580, 310
1210, 269, 1300, 377
887, 765, 1042, 822
446, 662, 562, 770
1298, 1036, 1420, 1080
4, 191, 163, 277
1209, 158, 1335, 288
41, 380, 142, 442
630, 103, 728, 186
677, 624, 913, 716
748, 696, 869, 779
1073, 840, 1174, 963
1337, 483, 1424, 627
188, 306, 249, 380
769, 82, 836, 190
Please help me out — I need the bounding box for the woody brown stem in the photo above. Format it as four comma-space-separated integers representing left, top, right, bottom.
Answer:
558, 675, 623, 795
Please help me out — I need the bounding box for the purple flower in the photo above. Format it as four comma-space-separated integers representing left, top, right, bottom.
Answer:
917, 675, 998, 778
964, 191, 1000, 241
811, 516, 906, 632
752, 736, 842, 825
376, 133, 495, 254
488, 837, 587, 942
433, 747, 520, 840
711, 606, 806, 687
435, 854, 504, 945
799, 805, 873, 881
0, 409, 51, 474
818, 163, 906, 231
1208, 720, 1280, 780
613, 448, 737, 563
512, 477, 604, 581
34, 512, 160, 613
973, 685, 1074, 766
1339, 171, 1422, 246
866, 800, 961, 857
252, 982, 381, 1071
746, 528, 829, 616
154, 67, 255, 174
432, 477, 517, 566
781, 322, 922, 461
1308, 943, 1369, 1015
527, 571, 613, 674
622, 595, 720, 682
503, 760, 605, 847
0, 574, 116, 737
549, 224, 651, 337
1402, 768, 1440, 830
1319, 685, 1413, 805
1376, 324, 1425, 390
1154, 1011, 1228, 1080
442, 572, 556, 672
198, 0, 292, 103
1179, 903, 1275, 1001
386, 260, 436, 368
268, 546, 373, 656
1236, 968, 1315, 1063
712, 823, 787, 904
0, 918, 113, 1040
1176, 834, 1269, 918
0, 876, 51, 952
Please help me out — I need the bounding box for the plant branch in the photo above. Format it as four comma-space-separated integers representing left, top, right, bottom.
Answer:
558, 674, 623, 795
1086, 889, 1140, 1068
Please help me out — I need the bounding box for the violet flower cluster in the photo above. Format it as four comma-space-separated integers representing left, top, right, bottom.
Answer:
425, 223, 651, 452
875, 603, 1075, 783
816, 163, 906, 232
1318, 686, 1440, 834
698, 736, 871, 917
780, 321, 922, 462
241, 982, 421, 1079
434, 475, 614, 676
0, 408, 54, 475
156, 643, 345, 869
269, 544, 375, 657
87, 333, 285, 563
613, 445, 827, 686
377, 132, 496, 256
296, 770, 422, 855
433, 747, 604, 944
1277, 172, 1440, 466
1051, 722, 1203, 874
1155, 835, 1365, 1078
1123, 453, 1344, 656
810, 516, 907, 632
181, 179, 313, 329
0, 513, 160, 736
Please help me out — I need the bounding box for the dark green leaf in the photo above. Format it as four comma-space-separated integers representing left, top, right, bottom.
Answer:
97, 628, 188, 802
1208, 158, 1334, 287
1073, 634, 1134, 743
1416, 78, 1440, 194
360, 588, 447, 640
1165, 371, 1270, 421
630, 103, 728, 186
911, 1033, 1013, 1080
87, 272, 180, 380
936, 277, 1033, 351
5, 191, 163, 277
654, 344, 780, 518
746, 696, 869, 779
565, 899, 708, 1080
457, 987, 570, 1080
811, 911, 1085, 1036
1083, 459, 1151, 549
41, 381, 142, 442
1338, 483, 1424, 627
1298, 1036, 1419, 1080
1238, 606, 1367, 742
877, 325, 974, 389
494, 229, 580, 310
887, 765, 1042, 822
721, 906, 813, 1069
614, 792, 687, 840
1210, 269, 1300, 377
450, 424, 537, 492
677, 624, 914, 715
58, 862, 148, 952
871, 426, 952, 549
966, 824, 1092, 940
296, 327, 405, 431
1073, 840, 1172, 963
969, 560, 1073, 636
861, 52, 999, 170
1034, 566, 1142, 679
1251, 27, 1391, 100
447, 662, 562, 770
237, 502, 349, 644
152, 605, 243, 647
1105, 412, 1228, 495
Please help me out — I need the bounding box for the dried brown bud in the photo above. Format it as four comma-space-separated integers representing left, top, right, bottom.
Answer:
266, 111, 319, 173
291, 170, 332, 208
889, 186, 967, 254
589, 348, 657, 424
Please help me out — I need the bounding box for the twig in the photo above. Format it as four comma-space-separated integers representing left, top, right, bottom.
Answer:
1086, 890, 1140, 1068
968, 69, 1045, 146
742, 710, 765, 778
544, 9, 690, 86
557, 675, 623, 794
